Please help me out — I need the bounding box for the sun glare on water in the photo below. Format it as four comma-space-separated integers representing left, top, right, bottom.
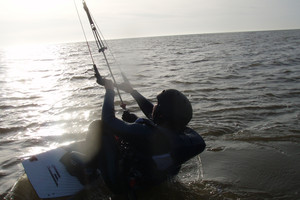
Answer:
4, 44, 62, 92
3, 44, 72, 138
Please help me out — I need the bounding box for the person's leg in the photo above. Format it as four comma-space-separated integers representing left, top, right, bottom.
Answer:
87, 120, 127, 194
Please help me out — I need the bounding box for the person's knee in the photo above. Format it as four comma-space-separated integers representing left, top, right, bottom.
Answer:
87, 120, 102, 136
85, 120, 103, 159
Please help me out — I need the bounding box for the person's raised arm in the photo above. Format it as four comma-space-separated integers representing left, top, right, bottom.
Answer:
101, 79, 151, 145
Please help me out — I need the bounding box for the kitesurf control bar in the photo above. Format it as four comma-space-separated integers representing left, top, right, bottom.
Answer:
82, 0, 126, 109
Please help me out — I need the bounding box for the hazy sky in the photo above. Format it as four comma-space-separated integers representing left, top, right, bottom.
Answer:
0, 0, 300, 47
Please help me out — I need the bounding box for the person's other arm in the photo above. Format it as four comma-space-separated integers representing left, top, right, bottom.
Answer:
130, 90, 154, 119
117, 81, 154, 119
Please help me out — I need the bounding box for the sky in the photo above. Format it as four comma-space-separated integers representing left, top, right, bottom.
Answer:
0, 0, 300, 47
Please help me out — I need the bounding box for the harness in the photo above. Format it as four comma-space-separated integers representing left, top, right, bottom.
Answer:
117, 118, 177, 190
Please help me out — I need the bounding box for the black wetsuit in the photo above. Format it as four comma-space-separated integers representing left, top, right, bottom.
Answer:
98, 88, 206, 193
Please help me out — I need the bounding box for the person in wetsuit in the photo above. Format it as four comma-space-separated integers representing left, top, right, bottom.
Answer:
87, 79, 206, 194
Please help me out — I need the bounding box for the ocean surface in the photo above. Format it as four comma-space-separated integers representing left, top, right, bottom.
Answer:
1, 29, 300, 199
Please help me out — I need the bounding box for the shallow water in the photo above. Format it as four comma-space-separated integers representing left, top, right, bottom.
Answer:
1, 29, 300, 199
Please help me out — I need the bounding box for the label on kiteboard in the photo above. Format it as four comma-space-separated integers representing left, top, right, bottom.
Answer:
22, 147, 84, 198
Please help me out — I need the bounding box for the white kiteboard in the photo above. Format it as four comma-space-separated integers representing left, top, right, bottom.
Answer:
22, 147, 84, 198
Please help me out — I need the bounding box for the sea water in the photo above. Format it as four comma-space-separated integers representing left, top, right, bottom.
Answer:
1, 29, 300, 199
